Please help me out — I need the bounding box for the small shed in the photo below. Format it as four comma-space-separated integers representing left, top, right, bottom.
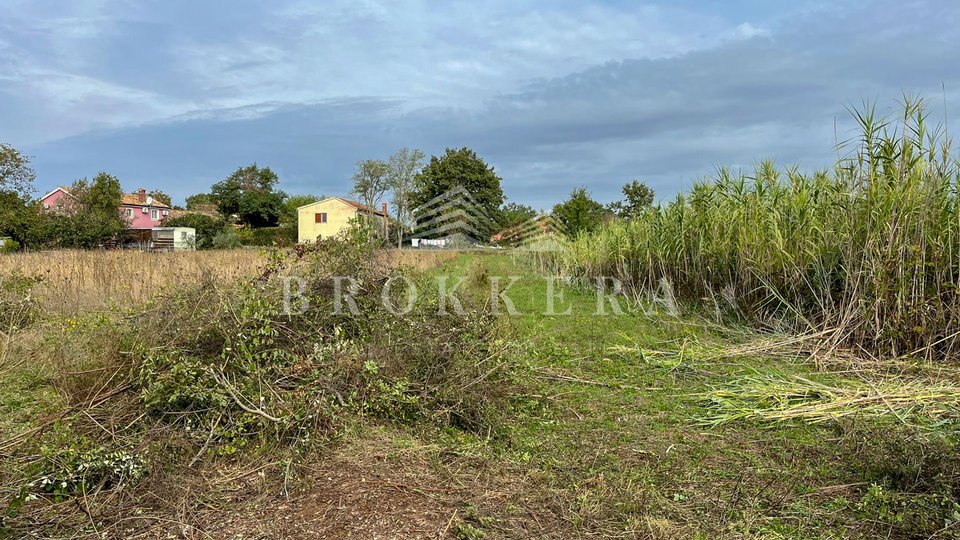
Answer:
126, 227, 196, 251
151, 227, 196, 251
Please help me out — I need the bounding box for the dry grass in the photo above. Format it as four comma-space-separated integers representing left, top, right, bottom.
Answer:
0, 248, 459, 313
0, 249, 264, 313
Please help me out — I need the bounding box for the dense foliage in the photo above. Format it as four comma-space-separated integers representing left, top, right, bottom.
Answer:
211, 164, 286, 227
411, 147, 505, 219
552, 187, 606, 237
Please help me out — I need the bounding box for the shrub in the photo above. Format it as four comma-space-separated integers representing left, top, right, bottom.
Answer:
0, 239, 19, 253
211, 229, 242, 249
163, 213, 226, 249
130, 238, 518, 453
237, 225, 296, 247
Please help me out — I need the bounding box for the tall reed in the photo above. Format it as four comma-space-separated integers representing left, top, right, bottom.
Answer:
548, 98, 960, 359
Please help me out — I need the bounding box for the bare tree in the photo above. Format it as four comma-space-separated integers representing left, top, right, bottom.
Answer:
387, 147, 425, 247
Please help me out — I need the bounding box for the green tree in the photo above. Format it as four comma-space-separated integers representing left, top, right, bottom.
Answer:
608, 180, 655, 218
164, 213, 228, 249
186, 193, 215, 210
411, 148, 505, 221
51, 173, 126, 248
281, 194, 322, 226
0, 144, 38, 247
387, 147, 425, 247
210, 164, 286, 227
352, 159, 390, 211
553, 187, 606, 238
498, 202, 538, 230
148, 190, 172, 206
0, 143, 36, 197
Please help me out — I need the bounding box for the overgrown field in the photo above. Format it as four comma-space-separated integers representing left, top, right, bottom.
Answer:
544, 99, 960, 361
0, 248, 455, 313
2, 242, 960, 539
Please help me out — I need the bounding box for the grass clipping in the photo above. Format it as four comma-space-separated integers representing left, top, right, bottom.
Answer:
700, 373, 960, 428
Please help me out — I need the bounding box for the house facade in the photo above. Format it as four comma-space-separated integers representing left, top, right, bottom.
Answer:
40, 187, 171, 228
119, 188, 171, 228
297, 197, 388, 243
39, 187, 76, 214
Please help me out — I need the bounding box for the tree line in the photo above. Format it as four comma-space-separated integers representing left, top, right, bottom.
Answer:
0, 141, 654, 250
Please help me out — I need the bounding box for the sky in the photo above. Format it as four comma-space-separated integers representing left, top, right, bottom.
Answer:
1, 0, 958, 209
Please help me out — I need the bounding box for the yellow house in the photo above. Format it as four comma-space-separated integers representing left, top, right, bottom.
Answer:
297, 197, 389, 243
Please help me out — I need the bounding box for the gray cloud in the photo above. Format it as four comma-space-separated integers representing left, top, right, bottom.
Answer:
5, 0, 960, 209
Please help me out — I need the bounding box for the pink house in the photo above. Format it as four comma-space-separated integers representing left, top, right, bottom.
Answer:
119, 188, 171, 228
39, 186, 171, 229
39, 186, 76, 214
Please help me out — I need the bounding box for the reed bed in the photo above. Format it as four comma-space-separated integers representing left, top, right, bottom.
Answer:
546, 98, 960, 360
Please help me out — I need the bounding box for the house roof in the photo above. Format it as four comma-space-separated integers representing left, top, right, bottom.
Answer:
120, 193, 170, 208
298, 196, 388, 217
39, 186, 76, 201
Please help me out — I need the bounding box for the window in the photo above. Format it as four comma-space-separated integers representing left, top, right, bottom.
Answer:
151, 209, 159, 220
315, 212, 327, 223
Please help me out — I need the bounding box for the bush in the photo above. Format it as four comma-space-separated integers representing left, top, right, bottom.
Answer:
236, 225, 296, 247
211, 229, 242, 249
163, 213, 227, 249
0, 239, 19, 253
130, 238, 518, 453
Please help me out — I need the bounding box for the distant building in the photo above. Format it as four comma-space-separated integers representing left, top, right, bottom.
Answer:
39, 186, 186, 250
40, 186, 172, 228
38, 186, 77, 214
119, 188, 172, 227
296, 197, 389, 243
126, 227, 196, 251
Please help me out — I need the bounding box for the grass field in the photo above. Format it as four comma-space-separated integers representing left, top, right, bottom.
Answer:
0, 246, 958, 539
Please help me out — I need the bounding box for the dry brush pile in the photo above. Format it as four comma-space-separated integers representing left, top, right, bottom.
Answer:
0, 240, 518, 537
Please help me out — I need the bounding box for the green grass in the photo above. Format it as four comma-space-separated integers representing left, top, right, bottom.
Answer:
428, 252, 960, 539
2, 249, 958, 538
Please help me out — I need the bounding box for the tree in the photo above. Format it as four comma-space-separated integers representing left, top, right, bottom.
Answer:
148, 190, 172, 206
608, 180, 655, 218
553, 187, 605, 238
411, 148, 505, 222
498, 202, 538, 230
186, 193, 215, 210
210, 164, 286, 227
281, 194, 322, 226
0, 144, 38, 247
0, 143, 36, 197
351, 159, 390, 227
52, 172, 126, 248
387, 147, 425, 247
164, 213, 228, 249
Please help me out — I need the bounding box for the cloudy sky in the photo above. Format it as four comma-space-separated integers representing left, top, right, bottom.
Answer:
1, 0, 958, 208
